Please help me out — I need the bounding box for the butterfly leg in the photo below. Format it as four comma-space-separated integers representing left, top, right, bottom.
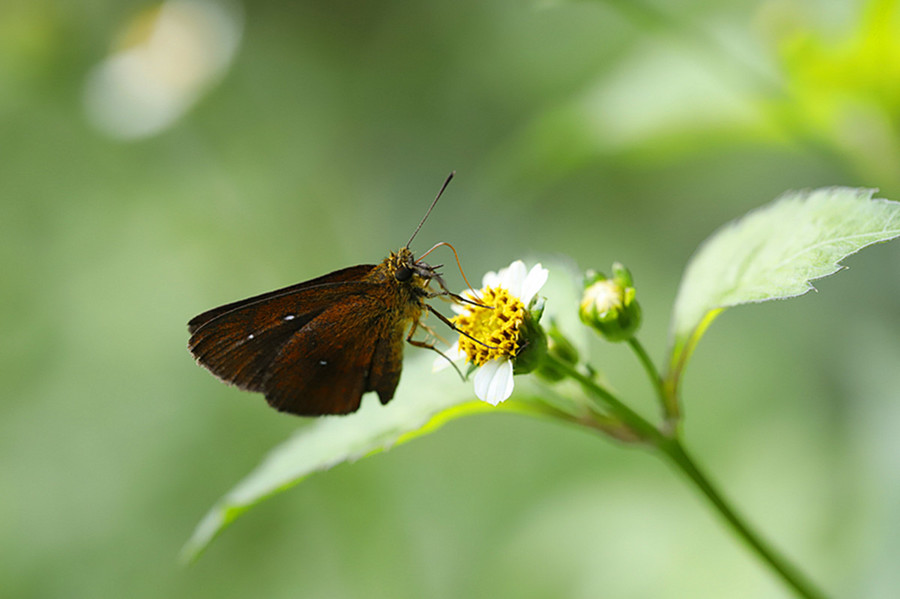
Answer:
406, 319, 467, 381
425, 304, 497, 350
414, 318, 451, 347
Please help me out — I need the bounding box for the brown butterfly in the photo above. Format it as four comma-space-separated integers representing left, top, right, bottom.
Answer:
187, 173, 466, 416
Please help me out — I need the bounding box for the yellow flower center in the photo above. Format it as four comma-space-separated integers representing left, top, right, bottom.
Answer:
451, 286, 526, 366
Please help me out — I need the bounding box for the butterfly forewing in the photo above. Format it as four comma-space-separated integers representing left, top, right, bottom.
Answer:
188, 265, 375, 334
188, 263, 377, 381
188, 261, 422, 416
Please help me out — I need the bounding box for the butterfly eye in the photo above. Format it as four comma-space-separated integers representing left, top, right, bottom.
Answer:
394, 266, 413, 282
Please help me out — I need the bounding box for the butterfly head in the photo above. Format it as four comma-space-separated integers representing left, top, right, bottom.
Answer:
388, 246, 443, 293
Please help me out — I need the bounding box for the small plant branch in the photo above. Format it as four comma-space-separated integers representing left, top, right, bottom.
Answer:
543, 354, 664, 445
541, 352, 831, 599
657, 439, 830, 599
627, 337, 668, 419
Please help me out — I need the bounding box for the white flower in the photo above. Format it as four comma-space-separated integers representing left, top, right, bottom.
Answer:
434, 260, 549, 406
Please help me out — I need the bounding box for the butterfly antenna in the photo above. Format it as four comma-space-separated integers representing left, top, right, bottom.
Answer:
406, 171, 455, 249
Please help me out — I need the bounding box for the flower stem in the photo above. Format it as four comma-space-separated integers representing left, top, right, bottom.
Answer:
627, 337, 667, 413
540, 353, 831, 599
656, 439, 831, 599
543, 353, 664, 444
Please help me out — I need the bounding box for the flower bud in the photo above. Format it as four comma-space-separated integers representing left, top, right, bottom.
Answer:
535, 320, 579, 382
579, 263, 641, 342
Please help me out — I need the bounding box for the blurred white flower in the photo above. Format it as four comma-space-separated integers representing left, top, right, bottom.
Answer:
83, 0, 242, 140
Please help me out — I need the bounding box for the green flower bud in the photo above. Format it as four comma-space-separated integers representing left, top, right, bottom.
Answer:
579, 263, 642, 342
535, 319, 579, 382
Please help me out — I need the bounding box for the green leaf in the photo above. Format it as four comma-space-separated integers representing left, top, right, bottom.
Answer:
179, 363, 479, 563
181, 260, 583, 563
666, 187, 900, 399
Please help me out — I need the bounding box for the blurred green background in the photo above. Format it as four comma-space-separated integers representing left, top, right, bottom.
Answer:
4, 0, 900, 597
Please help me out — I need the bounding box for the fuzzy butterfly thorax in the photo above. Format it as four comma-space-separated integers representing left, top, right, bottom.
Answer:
367, 247, 439, 315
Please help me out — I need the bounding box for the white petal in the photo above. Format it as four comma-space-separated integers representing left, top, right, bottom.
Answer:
432, 342, 464, 372
499, 260, 527, 297
473, 358, 514, 405
520, 263, 549, 306
472, 359, 500, 399
482, 270, 500, 289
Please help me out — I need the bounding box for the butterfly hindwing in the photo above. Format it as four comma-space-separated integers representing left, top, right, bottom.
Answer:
367, 323, 406, 405
261, 292, 401, 415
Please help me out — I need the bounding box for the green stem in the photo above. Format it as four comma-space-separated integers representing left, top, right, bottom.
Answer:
543, 354, 664, 444
541, 353, 831, 599
657, 439, 831, 599
627, 337, 667, 413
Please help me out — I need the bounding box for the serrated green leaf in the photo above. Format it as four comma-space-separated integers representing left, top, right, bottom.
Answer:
666, 187, 900, 398
181, 260, 584, 563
